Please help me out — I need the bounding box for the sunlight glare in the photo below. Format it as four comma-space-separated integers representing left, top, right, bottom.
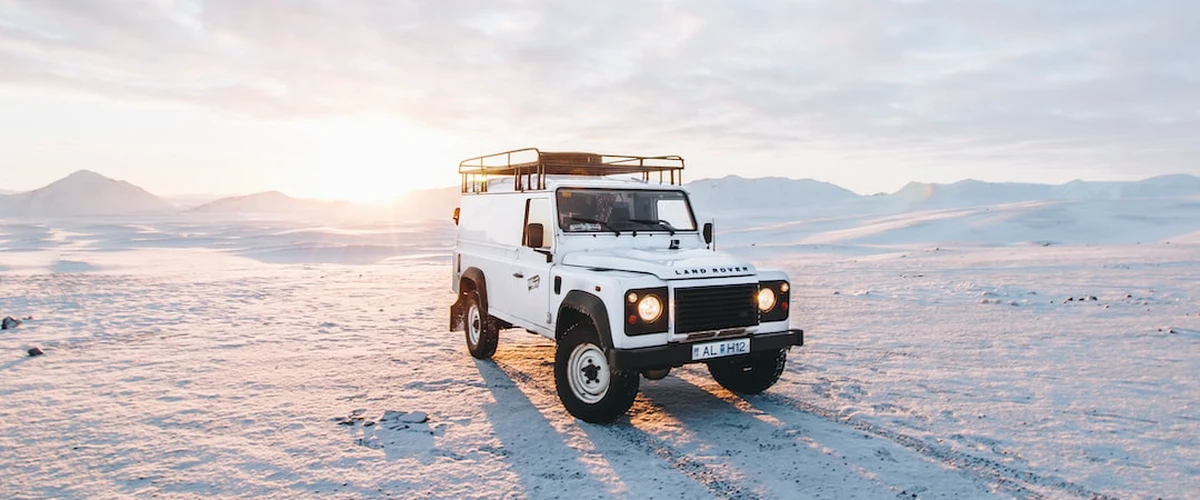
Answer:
309, 116, 457, 203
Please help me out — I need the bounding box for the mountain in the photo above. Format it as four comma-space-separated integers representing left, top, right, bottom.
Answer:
872, 175, 1200, 211
190, 191, 354, 214
1056, 174, 1200, 200
0, 170, 171, 216
686, 175, 860, 217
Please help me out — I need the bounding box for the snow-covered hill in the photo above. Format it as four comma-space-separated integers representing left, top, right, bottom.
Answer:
190, 191, 354, 215
687, 175, 860, 217
868, 175, 1200, 211
718, 198, 1200, 252
0, 170, 171, 216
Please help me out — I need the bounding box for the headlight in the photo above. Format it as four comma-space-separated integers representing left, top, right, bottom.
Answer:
637, 294, 663, 322
626, 287, 668, 335
757, 287, 777, 312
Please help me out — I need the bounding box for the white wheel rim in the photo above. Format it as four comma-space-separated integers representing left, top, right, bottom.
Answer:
467, 304, 482, 346
568, 343, 610, 404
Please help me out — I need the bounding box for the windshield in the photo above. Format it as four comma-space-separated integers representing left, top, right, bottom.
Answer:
556, 188, 697, 233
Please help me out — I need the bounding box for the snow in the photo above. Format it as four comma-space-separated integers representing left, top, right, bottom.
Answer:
1, 176, 1199, 499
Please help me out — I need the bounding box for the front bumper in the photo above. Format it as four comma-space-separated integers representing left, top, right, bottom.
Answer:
609, 329, 804, 371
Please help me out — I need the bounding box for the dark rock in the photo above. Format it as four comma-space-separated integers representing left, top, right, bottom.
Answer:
381, 410, 429, 424
2, 316, 20, 330
28, 346, 44, 357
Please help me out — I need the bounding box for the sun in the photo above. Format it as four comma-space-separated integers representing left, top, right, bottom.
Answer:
307, 116, 460, 203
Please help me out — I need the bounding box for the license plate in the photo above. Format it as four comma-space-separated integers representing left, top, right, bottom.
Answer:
691, 338, 751, 361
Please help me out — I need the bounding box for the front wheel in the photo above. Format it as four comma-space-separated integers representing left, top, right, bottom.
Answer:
707, 348, 788, 394
554, 324, 639, 423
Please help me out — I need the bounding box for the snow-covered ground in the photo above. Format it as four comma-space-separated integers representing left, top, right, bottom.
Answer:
1, 212, 1198, 499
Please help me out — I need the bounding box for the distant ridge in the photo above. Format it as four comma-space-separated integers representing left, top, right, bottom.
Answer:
875, 174, 1200, 209
686, 175, 860, 215
191, 191, 354, 214
0, 170, 171, 216
2, 170, 1197, 220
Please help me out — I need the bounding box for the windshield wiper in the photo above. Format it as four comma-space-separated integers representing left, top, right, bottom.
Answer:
565, 216, 620, 236
627, 219, 678, 235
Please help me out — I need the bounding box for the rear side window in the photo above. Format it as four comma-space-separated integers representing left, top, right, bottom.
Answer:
458, 196, 523, 247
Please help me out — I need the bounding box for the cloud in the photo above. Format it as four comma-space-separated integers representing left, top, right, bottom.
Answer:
1, 0, 1197, 182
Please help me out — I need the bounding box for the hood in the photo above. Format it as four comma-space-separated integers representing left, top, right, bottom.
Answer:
561, 248, 756, 280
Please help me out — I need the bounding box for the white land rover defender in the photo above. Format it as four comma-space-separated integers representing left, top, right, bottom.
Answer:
449, 148, 804, 423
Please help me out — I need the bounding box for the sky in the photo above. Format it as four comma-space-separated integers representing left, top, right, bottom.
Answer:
1, 0, 1197, 201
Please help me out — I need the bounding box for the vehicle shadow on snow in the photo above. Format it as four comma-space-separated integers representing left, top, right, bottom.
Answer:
485, 342, 878, 497
474, 358, 620, 498
481, 339, 986, 497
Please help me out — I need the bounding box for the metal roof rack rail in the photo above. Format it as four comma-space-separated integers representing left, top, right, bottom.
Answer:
458, 147, 685, 193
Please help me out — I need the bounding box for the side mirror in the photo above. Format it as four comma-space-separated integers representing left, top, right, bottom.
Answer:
702, 222, 713, 245
526, 223, 545, 249
453, 207, 460, 226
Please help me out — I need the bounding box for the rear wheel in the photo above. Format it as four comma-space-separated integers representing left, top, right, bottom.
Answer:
555, 323, 639, 423
707, 348, 787, 394
464, 291, 498, 360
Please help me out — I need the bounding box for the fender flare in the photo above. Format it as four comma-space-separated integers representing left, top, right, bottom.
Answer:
459, 267, 489, 311
557, 291, 614, 351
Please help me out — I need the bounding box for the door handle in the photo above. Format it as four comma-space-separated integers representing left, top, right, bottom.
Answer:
513, 272, 524, 278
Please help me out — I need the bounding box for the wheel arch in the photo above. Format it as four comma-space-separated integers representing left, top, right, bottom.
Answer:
556, 291, 614, 351
459, 267, 489, 312
451, 267, 489, 332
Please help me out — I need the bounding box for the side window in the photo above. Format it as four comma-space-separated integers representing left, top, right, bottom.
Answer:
524, 197, 553, 249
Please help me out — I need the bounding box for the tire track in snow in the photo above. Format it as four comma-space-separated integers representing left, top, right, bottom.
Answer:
491, 359, 764, 500
678, 367, 1116, 500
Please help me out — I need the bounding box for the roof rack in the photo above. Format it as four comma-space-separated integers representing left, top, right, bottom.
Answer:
459, 148, 685, 193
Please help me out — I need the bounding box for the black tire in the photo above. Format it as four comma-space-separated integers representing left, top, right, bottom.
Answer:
707, 348, 788, 395
464, 291, 498, 360
554, 323, 639, 423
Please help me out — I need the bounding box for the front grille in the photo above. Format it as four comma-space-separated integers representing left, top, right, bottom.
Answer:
674, 284, 759, 334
